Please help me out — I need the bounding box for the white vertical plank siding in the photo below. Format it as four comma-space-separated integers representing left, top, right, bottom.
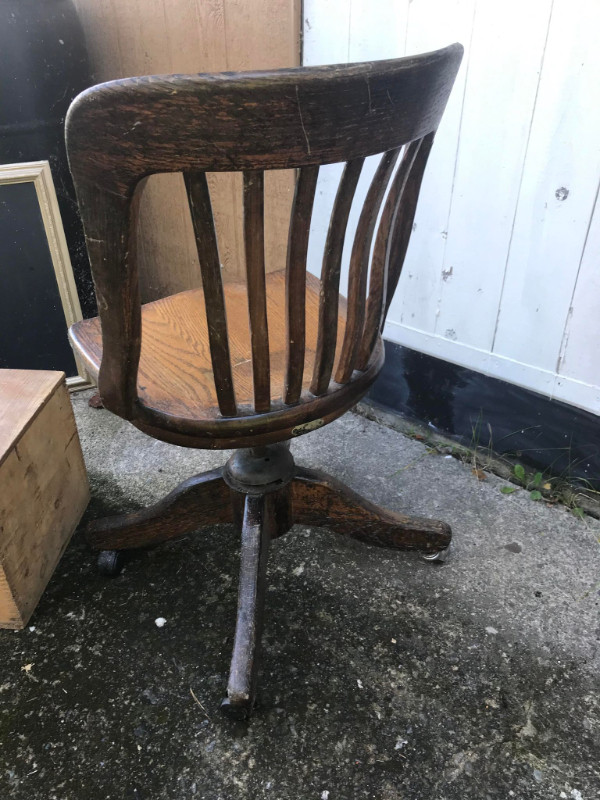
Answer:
303, 1, 352, 280
430, 0, 553, 347
303, 0, 351, 66
303, 0, 409, 66
391, 0, 475, 333
339, 1, 411, 297
347, 0, 409, 63
303, 0, 409, 290
492, 0, 600, 373
303, 0, 600, 414
556, 186, 600, 387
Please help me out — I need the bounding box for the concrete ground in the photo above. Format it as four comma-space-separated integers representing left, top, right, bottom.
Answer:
1, 389, 599, 800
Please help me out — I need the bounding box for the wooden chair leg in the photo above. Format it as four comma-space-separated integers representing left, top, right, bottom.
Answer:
87, 468, 233, 552
291, 466, 451, 555
220, 490, 286, 720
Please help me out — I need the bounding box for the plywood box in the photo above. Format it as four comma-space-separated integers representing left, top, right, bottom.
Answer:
0, 370, 89, 629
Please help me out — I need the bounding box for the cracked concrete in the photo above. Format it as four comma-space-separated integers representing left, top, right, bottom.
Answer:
1, 389, 599, 799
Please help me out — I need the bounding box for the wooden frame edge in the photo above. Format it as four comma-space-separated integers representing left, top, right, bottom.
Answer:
0, 160, 92, 391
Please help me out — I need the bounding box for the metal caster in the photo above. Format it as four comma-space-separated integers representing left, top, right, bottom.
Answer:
97, 549, 127, 577
219, 696, 252, 721
422, 544, 451, 563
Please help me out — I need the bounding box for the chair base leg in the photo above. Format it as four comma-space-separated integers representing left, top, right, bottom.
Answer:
86, 445, 452, 718
290, 466, 451, 554
220, 490, 289, 719
86, 468, 233, 552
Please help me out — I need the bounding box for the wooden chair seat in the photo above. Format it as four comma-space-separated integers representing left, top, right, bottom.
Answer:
70, 269, 347, 421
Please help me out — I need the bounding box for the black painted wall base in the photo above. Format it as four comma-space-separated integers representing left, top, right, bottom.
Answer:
367, 340, 600, 489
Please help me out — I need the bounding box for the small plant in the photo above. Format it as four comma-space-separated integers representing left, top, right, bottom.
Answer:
509, 463, 544, 500
500, 465, 545, 501
529, 471, 543, 501
356, 404, 597, 521
498, 463, 587, 518
514, 463, 526, 482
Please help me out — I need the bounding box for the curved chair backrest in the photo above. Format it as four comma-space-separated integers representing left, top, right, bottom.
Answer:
66, 44, 463, 426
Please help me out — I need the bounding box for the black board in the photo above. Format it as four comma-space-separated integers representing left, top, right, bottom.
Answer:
0, 180, 78, 376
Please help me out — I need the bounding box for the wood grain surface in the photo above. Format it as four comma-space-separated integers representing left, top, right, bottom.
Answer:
0, 370, 64, 465
335, 148, 401, 383
310, 158, 364, 396
87, 469, 232, 551
70, 270, 347, 419
184, 172, 237, 416
292, 466, 452, 552
223, 491, 283, 717
243, 171, 271, 412
66, 47, 463, 447
0, 372, 89, 628
284, 165, 319, 404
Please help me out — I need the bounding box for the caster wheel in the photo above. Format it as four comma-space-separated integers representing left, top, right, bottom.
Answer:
219, 696, 252, 721
422, 544, 451, 563
97, 550, 126, 577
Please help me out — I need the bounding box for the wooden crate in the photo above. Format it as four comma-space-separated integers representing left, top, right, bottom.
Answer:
0, 370, 89, 629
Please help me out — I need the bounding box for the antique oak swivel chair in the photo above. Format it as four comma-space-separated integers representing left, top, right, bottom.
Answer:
66, 43, 463, 719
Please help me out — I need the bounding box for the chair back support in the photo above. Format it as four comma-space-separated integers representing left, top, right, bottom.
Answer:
66, 45, 463, 427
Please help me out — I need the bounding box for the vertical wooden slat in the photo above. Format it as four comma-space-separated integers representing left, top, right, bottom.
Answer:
310, 158, 364, 396
284, 165, 319, 404
357, 139, 423, 369
243, 171, 270, 413
335, 149, 401, 384
184, 172, 237, 417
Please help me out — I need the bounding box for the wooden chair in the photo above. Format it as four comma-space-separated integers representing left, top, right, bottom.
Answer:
66, 44, 463, 719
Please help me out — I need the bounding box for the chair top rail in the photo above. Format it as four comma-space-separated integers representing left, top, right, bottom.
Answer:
66, 45, 463, 195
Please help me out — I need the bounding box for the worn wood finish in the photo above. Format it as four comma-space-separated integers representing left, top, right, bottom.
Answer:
184, 172, 237, 416
70, 270, 349, 429
284, 165, 319, 404
243, 171, 271, 412
222, 491, 284, 719
335, 148, 401, 384
310, 158, 364, 395
74, 186, 142, 420
358, 139, 422, 369
86, 456, 450, 559
0, 371, 63, 455
132, 340, 382, 450
67, 50, 462, 716
66, 46, 463, 443
66, 46, 463, 191
87, 442, 452, 715
291, 467, 452, 553
0, 371, 89, 629
86, 469, 231, 552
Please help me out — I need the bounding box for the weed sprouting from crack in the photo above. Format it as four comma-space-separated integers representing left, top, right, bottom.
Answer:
355, 403, 599, 522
